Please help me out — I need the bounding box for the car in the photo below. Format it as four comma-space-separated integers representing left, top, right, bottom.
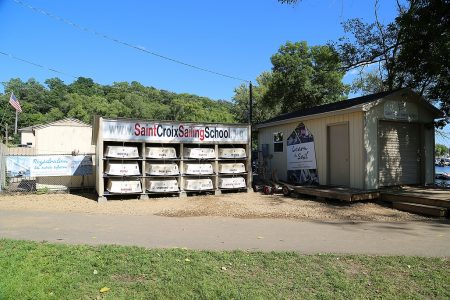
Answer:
438, 158, 450, 166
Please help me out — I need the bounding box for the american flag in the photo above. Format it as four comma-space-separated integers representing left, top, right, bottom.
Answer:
9, 92, 22, 112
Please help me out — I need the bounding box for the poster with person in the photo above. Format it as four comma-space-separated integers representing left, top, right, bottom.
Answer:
286, 123, 319, 185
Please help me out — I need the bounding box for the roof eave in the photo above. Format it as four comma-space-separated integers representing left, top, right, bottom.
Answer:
255, 105, 364, 129
361, 89, 444, 118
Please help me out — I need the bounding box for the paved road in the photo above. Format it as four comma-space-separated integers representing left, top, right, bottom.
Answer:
0, 210, 449, 256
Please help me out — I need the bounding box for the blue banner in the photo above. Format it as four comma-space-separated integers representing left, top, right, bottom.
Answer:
6, 155, 93, 177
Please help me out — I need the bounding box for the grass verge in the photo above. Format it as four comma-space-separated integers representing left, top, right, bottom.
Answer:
0, 239, 448, 299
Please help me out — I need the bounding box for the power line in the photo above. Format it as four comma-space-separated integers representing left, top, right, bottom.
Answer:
0, 50, 78, 79
13, 0, 250, 83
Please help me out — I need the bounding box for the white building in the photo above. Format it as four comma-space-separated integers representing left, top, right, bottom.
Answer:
256, 89, 442, 190
14, 118, 95, 189
19, 118, 94, 154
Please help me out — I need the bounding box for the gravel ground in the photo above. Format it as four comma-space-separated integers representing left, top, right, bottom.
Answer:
0, 191, 429, 222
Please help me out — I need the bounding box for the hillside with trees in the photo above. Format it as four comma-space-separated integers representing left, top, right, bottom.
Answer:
0, 77, 237, 139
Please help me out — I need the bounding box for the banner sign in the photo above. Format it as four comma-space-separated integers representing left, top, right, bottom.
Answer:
286, 123, 319, 185
102, 120, 249, 143
6, 155, 93, 177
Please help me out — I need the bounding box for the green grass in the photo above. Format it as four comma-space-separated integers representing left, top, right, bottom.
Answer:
0, 239, 448, 299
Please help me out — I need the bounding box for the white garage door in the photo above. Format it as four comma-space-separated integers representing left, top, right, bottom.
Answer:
378, 121, 420, 186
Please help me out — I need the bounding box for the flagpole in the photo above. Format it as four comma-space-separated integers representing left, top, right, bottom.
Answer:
5, 124, 8, 146
14, 110, 18, 135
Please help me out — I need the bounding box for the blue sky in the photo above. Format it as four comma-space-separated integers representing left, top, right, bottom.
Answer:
1, 0, 447, 144
0, 0, 400, 98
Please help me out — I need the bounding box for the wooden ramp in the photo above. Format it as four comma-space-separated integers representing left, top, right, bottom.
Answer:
381, 186, 450, 217
292, 185, 380, 202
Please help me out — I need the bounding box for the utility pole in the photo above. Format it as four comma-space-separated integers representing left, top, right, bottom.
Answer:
248, 82, 253, 160
249, 81, 253, 125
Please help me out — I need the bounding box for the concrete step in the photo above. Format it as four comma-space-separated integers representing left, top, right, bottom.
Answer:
392, 202, 447, 218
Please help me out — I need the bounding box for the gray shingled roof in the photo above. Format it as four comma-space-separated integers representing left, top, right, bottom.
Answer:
258, 89, 399, 126
19, 118, 90, 132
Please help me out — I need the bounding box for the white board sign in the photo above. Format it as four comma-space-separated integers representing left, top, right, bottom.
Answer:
102, 120, 249, 143
286, 123, 319, 185
287, 142, 317, 169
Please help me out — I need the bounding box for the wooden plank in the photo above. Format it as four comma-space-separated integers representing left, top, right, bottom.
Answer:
292, 186, 349, 201
381, 193, 450, 209
351, 192, 380, 201
387, 190, 450, 200
392, 202, 447, 218
292, 186, 379, 202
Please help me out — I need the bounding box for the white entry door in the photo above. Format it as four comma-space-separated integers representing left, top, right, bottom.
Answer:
328, 123, 350, 186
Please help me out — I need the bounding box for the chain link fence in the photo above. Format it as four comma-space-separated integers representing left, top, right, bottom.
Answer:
0, 144, 95, 193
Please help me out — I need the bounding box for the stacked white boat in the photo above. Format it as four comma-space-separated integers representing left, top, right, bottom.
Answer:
146, 163, 179, 176
184, 163, 214, 175
146, 147, 177, 159
106, 178, 142, 194
218, 177, 246, 189
102, 145, 248, 193
217, 148, 246, 189
104, 145, 139, 158
218, 163, 245, 174
218, 148, 246, 159
146, 179, 179, 193
104, 146, 142, 193
184, 178, 214, 191
105, 161, 140, 176
144, 146, 180, 193
183, 147, 215, 159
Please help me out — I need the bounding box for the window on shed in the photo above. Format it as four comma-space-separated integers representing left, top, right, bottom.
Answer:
273, 132, 283, 152
261, 144, 269, 157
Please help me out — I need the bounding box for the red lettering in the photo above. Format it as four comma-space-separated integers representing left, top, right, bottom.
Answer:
199, 129, 205, 141
134, 123, 141, 136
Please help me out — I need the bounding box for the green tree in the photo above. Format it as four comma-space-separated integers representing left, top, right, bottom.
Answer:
395, 0, 450, 125
351, 69, 386, 95
435, 144, 448, 157
263, 41, 349, 114
45, 107, 65, 122
232, 72, 281, 124
334, 0, 450, 126
69, 77, 103, 96
171, 96, 235, 123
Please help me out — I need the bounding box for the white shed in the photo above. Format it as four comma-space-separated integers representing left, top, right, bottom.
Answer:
18, 118, 94, 154
256, 89, 442, 190
14, 118, 96, 189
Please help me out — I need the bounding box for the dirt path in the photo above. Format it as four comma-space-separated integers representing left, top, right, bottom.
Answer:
1, 192, 448, 256
0, 210, 448, 256
0, 191, 428, 222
